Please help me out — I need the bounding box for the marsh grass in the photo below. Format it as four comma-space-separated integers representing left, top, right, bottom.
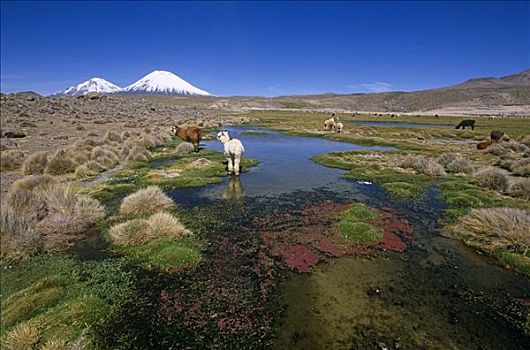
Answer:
120, 236, 201, 271
313, 151, 430, 198
451, 207, 529, 257
0, 256, 135, 348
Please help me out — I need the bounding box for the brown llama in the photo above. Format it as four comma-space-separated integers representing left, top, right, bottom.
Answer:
172, 126, 203, 152
477, 140, 493, 150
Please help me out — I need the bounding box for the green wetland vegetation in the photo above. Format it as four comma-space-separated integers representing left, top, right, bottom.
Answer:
1, 113, 529, 349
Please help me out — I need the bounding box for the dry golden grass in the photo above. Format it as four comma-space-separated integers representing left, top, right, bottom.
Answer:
126, 146, 151, 163
70, 150, 92, 165
10, 175, 58, 193
91, 146, 120, 170
2, 321, 41, 350
473, 167, 509, 192
401, 155, 446, 177
74, 164, 99, 179
109, 212, 189, 246
37, 185, 105, 251
437, 152, 473, 174
40, 338, 69, 350
1, 183, 106, 258
119, 186, 174, 216
1, 150, 25, 171
509, 178, 530, 200
108, 219, 152, 246
121, 130, 132, 140
104, 130, 122, 143
45, 149, 78, 176
147, 211, 190, 238
453, 208, 530, 255
22, 151, 48, 175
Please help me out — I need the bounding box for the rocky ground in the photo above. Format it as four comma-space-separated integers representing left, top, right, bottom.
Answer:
0, 93, 255, 194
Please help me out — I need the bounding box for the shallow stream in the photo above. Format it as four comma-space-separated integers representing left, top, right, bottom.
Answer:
148, 127, 529, 348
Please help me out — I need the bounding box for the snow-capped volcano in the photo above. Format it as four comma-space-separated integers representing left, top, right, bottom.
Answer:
120, 70, 211, 96
58, 78, 120, 96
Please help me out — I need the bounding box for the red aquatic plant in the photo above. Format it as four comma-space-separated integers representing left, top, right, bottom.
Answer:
254, 202, 414, 273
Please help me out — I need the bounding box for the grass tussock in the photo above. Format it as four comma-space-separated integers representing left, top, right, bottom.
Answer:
509, 178, 530, 200
126, 146, 151, 163
10, 175, 58, 192
473, 167, 509, 192
109, 211, 189, 246
1, 150, 25, 171
45, 150, 77, 175
513, 161, 530, 176
452, 208, 530, 255
119, 186, 174, 216
108, 219, 152, 246
22, 151, 48, 175
74, 164, 99, 179
437, 153, 473, 174
37, 185, 105, 251
1, 184, 105, 260
401, 155, 446, 177
488, 144, 509, 156
104, 130, 122, 143
2, 321, 41, 350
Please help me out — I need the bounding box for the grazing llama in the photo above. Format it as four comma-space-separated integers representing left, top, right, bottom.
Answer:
335, 122, 344, 133
324, 117, 336, 131
172, 126, 203, 152
217, 131, 245, 176
455, 119, 476, 130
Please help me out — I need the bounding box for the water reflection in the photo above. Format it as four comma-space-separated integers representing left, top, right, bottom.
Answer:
219, 176, 245, 201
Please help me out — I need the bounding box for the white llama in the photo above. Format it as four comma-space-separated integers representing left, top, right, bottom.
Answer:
324, 117, 336, 131
217, 131, 245, 176
335, 122, 344, 133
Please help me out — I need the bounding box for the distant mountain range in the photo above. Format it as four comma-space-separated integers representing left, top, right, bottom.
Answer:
448, 69, 530, 89
55, 70, 212, 96
29, 68, 530, 116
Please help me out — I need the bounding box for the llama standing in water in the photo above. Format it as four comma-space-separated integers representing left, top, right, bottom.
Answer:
217, 131, 245, 176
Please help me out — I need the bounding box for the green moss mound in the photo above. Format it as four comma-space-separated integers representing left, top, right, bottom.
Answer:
337, 204, 382, 243
120, 237, 201, 271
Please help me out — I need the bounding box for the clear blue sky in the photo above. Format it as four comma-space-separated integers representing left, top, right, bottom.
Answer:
1, 1, 528, 96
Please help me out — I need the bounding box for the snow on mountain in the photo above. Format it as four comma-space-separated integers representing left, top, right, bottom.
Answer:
58, 78, 120, 96
120, 70, 212, 96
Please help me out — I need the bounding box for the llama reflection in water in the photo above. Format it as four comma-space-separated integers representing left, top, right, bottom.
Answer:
219, 176, 245, 201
